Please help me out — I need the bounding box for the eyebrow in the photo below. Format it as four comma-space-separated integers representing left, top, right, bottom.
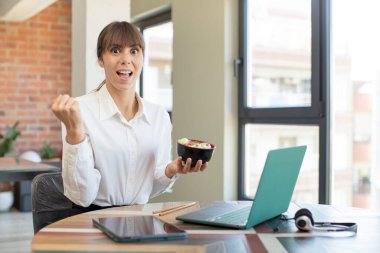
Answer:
109, 44, 122, 48
128, 44, 141, 49
108, 44, 140, 49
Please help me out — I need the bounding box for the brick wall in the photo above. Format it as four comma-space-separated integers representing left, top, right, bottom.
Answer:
0, 0, 71, 158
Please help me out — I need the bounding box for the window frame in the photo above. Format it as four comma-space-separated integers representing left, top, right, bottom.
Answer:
237, 0, 331, 204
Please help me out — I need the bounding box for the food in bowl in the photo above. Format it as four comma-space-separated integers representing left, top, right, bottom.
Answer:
178, 138, 213, 149
177, 138, 215, 167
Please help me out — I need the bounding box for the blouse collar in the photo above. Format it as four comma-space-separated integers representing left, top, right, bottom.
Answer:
97, 84, 151, 124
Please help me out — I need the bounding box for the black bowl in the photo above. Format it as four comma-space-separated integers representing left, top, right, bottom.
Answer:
177, 139, 215, 167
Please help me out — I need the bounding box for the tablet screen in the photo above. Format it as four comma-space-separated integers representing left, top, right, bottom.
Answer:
93, 216, 187, 242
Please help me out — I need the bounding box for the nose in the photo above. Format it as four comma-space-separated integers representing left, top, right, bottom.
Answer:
121, 51, 132, 65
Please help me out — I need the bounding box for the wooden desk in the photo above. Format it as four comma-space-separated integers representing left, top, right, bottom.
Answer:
31, 201, 380, 252
0, 157, 60, 182
0, 157, 60, 211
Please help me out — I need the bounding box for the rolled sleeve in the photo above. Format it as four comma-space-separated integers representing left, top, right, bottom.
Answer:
151, 166, 179, 198
62, 134, 101, 207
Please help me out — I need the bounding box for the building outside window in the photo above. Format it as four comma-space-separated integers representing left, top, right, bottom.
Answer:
239, 0, 322, 204
240, 0, 380, 209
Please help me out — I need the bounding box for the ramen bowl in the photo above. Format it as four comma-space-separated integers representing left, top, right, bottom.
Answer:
177, 138, 215, 167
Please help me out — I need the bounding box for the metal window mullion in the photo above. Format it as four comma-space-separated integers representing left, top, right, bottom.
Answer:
237, 0, 249, 200
318, 0, 331, 204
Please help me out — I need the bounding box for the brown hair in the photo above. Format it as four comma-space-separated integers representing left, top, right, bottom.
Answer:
96, 21, 145, 60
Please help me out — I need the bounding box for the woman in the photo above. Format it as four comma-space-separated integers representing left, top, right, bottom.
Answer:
51, 21, 207, 208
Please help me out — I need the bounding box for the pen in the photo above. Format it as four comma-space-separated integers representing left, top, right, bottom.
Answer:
153, 202, 197, 216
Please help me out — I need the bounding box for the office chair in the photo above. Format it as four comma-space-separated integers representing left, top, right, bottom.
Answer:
31, 172, 84, 233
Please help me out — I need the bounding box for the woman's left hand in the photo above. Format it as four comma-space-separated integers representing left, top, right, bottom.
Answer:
165, 157, 208, 179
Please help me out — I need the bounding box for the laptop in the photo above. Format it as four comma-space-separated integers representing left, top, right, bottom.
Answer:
176, 145, 307, 229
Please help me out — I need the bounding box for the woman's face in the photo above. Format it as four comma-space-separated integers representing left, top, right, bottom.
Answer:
99, 44, 143, 92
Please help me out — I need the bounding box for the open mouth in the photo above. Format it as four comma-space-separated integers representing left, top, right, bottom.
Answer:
116, 70, 133, 77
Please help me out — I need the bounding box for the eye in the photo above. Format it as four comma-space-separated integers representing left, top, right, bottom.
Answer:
131, 48, 140, 55
110, 47, 120, 54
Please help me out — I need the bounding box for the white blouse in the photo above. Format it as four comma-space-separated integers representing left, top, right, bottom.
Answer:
61, 85, 177, 207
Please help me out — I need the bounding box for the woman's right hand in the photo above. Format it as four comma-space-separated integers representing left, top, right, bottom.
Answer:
51, 94, 85, 145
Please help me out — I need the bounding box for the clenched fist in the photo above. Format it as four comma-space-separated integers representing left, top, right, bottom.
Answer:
51, 94, 84, 145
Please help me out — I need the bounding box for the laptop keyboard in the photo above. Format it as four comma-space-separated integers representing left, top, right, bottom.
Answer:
208, 206, 251, 225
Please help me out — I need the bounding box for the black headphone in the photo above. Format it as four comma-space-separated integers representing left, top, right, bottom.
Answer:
294, 208, 357, 232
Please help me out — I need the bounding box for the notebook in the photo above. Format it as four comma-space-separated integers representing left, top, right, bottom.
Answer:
176, 145, 307, 229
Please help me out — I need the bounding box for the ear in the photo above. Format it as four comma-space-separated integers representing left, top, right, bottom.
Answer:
98, 58, 104, 68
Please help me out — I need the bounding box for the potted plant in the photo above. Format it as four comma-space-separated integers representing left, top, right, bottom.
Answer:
0, 182, 14, 212
0, 121, 21, 212
0, 121, 21, 157
40, 143, 60, 162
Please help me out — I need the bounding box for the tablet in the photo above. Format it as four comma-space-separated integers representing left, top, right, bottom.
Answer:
92, 216, 188, 242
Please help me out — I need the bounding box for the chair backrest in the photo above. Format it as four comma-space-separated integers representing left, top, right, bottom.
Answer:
31, 172, 83, 233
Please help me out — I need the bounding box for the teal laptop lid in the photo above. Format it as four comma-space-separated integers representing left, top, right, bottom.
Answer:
176, 145, 307, 229
246, 145, 307, 228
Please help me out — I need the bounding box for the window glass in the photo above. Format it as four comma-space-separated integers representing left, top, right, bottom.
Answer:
331, 0, 380, 209
245, 124, 319, 203
247, 0, 312, 108
142, 22, 173, 111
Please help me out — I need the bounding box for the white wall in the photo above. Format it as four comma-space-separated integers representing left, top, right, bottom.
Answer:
131, 0, 239, 202
71, 0, 131, 96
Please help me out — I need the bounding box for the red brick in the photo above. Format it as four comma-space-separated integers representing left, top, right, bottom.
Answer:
0, 0, 71, 154
18, 44, 39, 51
0, 103, 16, 109
19, 119, 38, 124
6, 35, 28, 41
51, 24, 69, 31
29, 51, 48, 58
15, 29, 35, 37
30, 22, 49, 29
0, 118, 19, 125
18, 58, 38, 65
50, 38, 70, 44
40, 60, 59, 66
39, 88, 61, 95
60, 74, 71, 81
7, 50, 26, 57
4, 42, 18, 48
18, 89, 37, 95
39, 30, 61, 37
51, 82, 67, 88
40, 44, 58, 51
40, 119, 58, 125
7, 95, 27, 102
31, 81, 49, 88
39, 133, 58, 139
7, 66, 26, 72
2, 59, 15, 64
1, 88, 17, 94
41, 74, 58, 81
17, 103, 37, 109
18, 74, 38, 80
0, 73, 17, 79
21, 133, 39, 139
28, 66, 48, 72
28, 37, 47, 44
38, 16, 59, 23
50, 126, 61, 132
29, 96, 51, 103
